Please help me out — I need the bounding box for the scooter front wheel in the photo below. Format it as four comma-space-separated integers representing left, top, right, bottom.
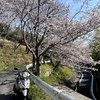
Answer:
22, 96, 27, 100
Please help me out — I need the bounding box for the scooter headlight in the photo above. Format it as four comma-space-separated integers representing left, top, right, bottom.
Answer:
22, 72, 30, 78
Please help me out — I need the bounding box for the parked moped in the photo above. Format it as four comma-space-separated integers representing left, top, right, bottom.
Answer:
13, 68, 30, 100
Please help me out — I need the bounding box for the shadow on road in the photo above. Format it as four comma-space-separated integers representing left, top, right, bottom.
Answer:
0, 94, 14, 100
0, 79, 15, 100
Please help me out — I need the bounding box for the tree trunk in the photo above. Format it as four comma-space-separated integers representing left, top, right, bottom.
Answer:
36, 57, 40, 76
35, 43, 40, 76
32, 54, 35, 70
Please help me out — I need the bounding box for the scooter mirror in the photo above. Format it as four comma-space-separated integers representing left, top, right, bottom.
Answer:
14, 68, 18, 70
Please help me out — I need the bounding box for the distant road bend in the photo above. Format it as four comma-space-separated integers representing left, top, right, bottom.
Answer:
76, 71, 96, 100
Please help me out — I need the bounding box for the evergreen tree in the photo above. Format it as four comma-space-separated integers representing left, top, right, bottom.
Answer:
90, 29, 100, 61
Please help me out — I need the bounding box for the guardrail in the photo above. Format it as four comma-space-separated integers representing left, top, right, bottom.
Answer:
26, 64, 92, 100
26, 64, 74, 100
90, 73, 97, 100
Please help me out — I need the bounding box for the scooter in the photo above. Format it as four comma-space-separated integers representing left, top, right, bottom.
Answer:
13, 67, 30, 100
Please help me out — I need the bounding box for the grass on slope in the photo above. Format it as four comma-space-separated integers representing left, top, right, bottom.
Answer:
0, 39, 32, 72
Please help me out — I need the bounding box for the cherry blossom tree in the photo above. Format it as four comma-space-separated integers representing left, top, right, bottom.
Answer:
0, 0, 100, 75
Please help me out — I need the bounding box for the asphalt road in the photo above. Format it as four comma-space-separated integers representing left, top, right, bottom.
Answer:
0, 67, 26, 100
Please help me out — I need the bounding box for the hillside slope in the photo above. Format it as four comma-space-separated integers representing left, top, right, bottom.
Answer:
0, 38, 32, 72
